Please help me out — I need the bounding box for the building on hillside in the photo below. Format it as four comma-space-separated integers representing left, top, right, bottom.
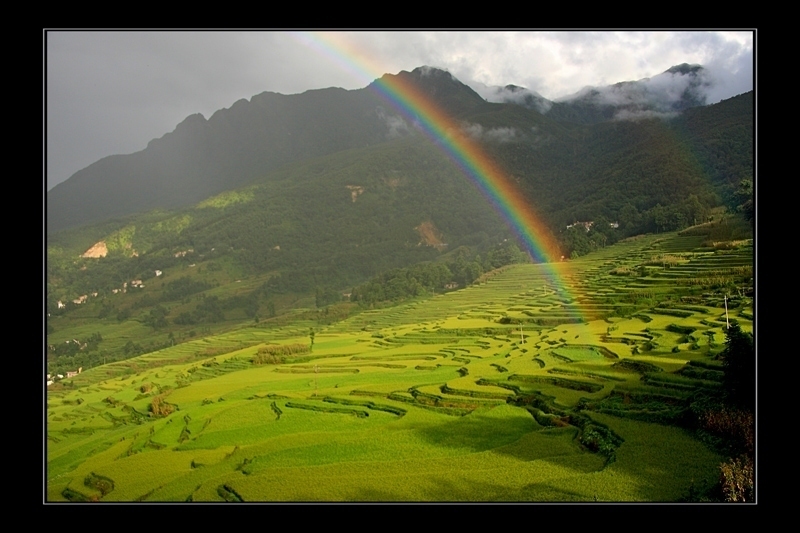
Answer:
567, 221, 594, 232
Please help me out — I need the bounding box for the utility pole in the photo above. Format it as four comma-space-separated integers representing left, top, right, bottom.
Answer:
724, 295, 730, 329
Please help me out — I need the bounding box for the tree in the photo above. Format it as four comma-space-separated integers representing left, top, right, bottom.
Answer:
651, 204, 668, 233
734, 179, 754, 225
144, 305, 169, 330
618, 203, 641, 234
683, 194, 707, 226
720, 323, 755, 411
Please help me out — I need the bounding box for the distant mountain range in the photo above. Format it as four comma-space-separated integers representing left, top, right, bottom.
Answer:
47, 64, 750, 236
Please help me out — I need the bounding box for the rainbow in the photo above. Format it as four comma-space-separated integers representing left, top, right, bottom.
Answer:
293, 32, 563, 265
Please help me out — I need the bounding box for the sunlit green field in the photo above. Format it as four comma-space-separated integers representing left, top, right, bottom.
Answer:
46, 232, 752, 502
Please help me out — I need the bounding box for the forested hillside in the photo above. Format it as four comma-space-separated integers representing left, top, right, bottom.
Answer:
46, 67, 754, 371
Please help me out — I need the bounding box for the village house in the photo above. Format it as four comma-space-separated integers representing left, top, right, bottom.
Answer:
567, 221, 594, 232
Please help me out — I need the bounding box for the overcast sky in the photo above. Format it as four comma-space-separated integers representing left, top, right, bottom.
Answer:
45, 30, 754, 190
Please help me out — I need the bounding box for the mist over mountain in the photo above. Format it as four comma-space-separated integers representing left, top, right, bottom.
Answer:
477, 63, 713, 124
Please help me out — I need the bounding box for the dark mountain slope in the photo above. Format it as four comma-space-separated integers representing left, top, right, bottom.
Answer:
48, 86, 389, 231
46, 133, 517, 304
47, 66, 493, 233
667, 91, 754, 205
48, 65, 750, 245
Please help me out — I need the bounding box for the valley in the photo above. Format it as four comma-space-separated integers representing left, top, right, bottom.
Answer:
46, 59, 755, 503
46, 226, 753, 502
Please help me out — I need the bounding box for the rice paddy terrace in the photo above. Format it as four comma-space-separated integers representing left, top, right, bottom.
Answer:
46, 231, 753, 502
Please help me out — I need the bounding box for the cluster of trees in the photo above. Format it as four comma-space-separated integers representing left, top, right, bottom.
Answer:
161, 277, 213, 302
349, 242, 527, 306
173, 295, 225, 325
560, 193, 715, 258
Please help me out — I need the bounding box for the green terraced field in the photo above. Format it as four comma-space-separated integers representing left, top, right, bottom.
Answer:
46, 231, 752, 502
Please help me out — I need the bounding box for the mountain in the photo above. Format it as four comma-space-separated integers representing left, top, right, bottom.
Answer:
46, 66, 753, 263
545, 63, 711, 124
475, 63, 711, 125
47, 87, 388, 231
45, 65, 754, 431
47, 64, 728, 234
47, 67, 493, 233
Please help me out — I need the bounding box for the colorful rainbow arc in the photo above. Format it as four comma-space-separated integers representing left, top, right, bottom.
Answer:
293, 32, 563, 265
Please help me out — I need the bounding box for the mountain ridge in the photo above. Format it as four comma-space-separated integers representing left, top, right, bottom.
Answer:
47, 64, 747, 234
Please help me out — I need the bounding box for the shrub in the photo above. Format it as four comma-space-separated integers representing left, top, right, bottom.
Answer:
252, 344, 311, 364
84, 472, 115, 496
719, 455, 754, 502
150, 394, 176, 417
698, 408, 754, 455
667, 324, 697, 335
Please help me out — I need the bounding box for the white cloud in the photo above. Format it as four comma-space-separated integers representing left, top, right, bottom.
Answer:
461, 122, 519, 142
376, 107, 411, 138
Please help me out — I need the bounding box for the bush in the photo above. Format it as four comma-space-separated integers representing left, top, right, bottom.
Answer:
84, 472, 115, 496
150, 394, 176, 417
719, 455, 754, 502
253, 343, 310, 365
698, 407, 754, 455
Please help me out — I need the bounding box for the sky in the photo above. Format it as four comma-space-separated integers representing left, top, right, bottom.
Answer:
45, 30, 754, 190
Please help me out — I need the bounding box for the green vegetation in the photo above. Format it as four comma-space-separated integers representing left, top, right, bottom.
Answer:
46, 70, 754, 502
47, 229, 753, 501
